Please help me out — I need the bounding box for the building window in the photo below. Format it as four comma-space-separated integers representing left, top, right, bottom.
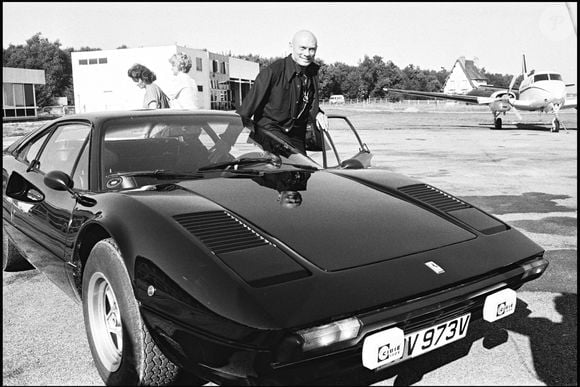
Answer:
89, 58, 98, 65
196, 57, 203, 71
24, 84, 34, 106
79, 59, 88, 65
212, 60, 219, 73
3, 83, 38, 118
98, 57, 108, 64
197, 85, 203, 92
220, 62, 226, 74
4, 83, 15, 106
13, 84, 25, 107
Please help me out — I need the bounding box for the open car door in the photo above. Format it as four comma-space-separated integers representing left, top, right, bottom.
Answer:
306, 115, 372, 169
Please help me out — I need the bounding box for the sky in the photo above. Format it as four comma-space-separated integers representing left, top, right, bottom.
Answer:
3, 2, 577, 90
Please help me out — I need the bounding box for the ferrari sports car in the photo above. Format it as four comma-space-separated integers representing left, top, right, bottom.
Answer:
3, 110, 548, 386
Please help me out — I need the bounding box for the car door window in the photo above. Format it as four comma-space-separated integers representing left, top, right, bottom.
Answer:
326, 117, 364, 164
16, 131, 50, 163
37, 124, 91, 175
307, 117, 367, 168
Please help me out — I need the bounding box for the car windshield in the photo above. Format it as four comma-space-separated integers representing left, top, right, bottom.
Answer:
101, 113, 320, 186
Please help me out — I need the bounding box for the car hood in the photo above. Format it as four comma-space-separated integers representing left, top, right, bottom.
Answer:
119, 170, 543, 329
173, 170, 475, 271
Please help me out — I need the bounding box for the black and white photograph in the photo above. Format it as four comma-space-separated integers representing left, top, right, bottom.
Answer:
2, 2, 577, 386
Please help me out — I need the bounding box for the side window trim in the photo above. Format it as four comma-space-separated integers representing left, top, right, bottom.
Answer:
70, 135, 91, 191
16, 128, 53, 164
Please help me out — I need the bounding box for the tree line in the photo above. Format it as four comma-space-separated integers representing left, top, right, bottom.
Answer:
3, 33, 516, 107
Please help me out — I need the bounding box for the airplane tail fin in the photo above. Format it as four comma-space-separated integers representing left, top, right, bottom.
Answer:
522, 54, 527, 75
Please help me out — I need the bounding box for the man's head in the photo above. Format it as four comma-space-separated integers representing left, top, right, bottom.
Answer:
290, 30, 318, 67
278, 190, 303, 208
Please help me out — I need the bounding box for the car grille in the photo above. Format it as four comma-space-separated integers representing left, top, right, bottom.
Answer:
398, 184, 471, 212
174, 211, 270, 254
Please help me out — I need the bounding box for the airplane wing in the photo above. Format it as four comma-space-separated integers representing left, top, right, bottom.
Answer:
383, 88, 495, 105
562, 97, 577, 109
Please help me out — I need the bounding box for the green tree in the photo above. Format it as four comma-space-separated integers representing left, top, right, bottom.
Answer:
319, 61, 357, 98
3, 33, 74, 106
481, 68, 521, 89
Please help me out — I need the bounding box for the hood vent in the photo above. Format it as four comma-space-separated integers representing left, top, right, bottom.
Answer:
174, 211, 270, 254
399, 184, 471, 212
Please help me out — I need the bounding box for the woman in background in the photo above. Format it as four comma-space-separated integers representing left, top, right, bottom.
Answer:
167, 52, 199, 110
127, 64, 170, 109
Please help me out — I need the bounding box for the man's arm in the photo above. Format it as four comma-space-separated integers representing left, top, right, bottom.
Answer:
235, 67, 272, 127
208, 68, 273, 162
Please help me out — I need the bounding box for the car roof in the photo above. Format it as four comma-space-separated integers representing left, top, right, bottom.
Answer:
4, 109, 241, 152
55, 109, 238, 122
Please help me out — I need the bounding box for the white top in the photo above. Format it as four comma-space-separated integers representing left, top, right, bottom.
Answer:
169, 72, 199, 110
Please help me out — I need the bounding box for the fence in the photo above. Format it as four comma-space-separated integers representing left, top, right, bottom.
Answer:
319, 98, 489, 111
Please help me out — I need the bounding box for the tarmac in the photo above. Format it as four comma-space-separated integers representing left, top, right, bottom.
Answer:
2, 109, 577, 385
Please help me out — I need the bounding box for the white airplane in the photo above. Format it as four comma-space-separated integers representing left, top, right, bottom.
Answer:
384, 55, 577, 132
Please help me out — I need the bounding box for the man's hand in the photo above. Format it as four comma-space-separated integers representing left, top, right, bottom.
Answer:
316, 112, 329, 131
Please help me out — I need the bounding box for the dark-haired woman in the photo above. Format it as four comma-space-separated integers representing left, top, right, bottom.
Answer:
127, 63, 170, 109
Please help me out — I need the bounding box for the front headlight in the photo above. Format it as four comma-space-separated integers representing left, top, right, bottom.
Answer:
296, 317, 362, 351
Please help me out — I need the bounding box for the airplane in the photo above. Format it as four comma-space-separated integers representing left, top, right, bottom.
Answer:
384, 55, 577, 132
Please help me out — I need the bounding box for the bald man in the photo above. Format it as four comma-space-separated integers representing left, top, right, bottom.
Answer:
235, 30, 329, 155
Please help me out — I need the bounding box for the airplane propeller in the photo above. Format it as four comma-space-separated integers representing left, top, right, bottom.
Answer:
506, 73, 522, 121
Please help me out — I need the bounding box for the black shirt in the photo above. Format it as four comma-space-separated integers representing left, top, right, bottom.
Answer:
236, 55, 322, 133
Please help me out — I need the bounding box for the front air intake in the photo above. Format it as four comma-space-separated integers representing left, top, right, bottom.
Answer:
174, 211, 269, 254
399, 184, 471, 212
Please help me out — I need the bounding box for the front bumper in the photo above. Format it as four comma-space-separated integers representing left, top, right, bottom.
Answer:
139, 254, 547, 385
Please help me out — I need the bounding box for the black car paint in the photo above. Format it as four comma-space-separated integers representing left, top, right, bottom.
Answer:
3, 110, 546, 385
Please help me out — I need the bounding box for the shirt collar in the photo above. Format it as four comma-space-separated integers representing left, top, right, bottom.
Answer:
284, 55, 319, 83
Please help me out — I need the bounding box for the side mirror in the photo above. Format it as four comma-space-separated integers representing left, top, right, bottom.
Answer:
44, 170, 74, 191
44, 170, 97, 207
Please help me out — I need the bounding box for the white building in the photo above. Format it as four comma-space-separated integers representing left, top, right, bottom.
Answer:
443, 57, 489, 95
3, 67, 46, 120
71, 45, 259, 113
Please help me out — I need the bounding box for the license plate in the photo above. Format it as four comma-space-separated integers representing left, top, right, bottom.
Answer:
401, 313, 470, 360
362, 313, 471, 370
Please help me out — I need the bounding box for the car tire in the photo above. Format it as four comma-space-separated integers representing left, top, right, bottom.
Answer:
82, 238, 180, 385
2, 222, 34, 272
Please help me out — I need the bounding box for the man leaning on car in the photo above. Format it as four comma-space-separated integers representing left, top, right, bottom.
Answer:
210, 29, 329, 161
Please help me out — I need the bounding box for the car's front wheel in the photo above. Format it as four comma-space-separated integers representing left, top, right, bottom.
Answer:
82, 238, 180, 385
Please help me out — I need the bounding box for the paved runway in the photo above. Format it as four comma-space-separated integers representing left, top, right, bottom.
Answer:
3, 109, 577, 385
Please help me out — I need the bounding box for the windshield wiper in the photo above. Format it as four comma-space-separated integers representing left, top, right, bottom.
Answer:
107, 170, 203, 179
198, 157, 282, 172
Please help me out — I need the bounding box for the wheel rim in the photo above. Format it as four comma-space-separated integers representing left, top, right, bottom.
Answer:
87, 272, 123, 372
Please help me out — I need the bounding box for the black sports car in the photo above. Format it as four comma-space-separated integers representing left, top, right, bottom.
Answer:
2, 110, 548, 386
